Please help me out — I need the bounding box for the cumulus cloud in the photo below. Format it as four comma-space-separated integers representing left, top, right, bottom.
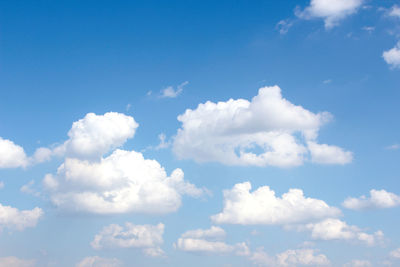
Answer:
173, 85, 351, 167
388, 5, 400, 18
160, 81, 188, 98
303, 218, 383, 246
296, 0, 364, 29
343, 259, 372, 267
211, 182, 341, 225
0, 257, 35, 267
42, 112, 205, 214
390, 247, 400, 258
76, 256, 122, 267
383, 42, 400, 69
342, 189, 400, 210
91, 222, 165, 257
0, 203, 43, 232
175, 226, 249, 255
250, 248, 330, 266
0, 137, 29, 168
308, 141, 353, 164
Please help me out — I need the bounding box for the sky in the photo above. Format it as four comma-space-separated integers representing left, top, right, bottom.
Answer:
0, 0, 400, 266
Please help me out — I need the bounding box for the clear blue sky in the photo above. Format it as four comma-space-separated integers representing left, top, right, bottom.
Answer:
0, 1, 399, 266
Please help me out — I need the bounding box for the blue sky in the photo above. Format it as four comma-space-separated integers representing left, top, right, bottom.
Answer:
0, 0, 400, 266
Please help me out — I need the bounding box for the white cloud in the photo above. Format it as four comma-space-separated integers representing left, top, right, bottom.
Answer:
386, 144, 400, 150
160, 81, 188, 98
0, 181, 3, 189
91, 222, 165, 257
155, 133, 170, 150
303, 218, 383, 246
0, 137, 29, 168
173, 85, 351, 167
0, 203, 43, 232
20, 180, 40, 197
390, 247, 400, 258
76, 256, 122, 267
276, 19, 293, 35
211, 182, 341, 225
175, 226, 249, 255
0, 257, 35, 267
343, 259, 372, 267
250, 248, 330, 266
42, 112, 205, 214
54, 112, 138, 160
342, 189, 400, 210
308, 141, 353, 164
383, 42, 400, 69
296, 0, 364, 29
389, 5, 400, 18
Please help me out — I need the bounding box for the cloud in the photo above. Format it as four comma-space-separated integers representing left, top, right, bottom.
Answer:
160, 81, 188, 98
386, 144, 400, 150
276, 19, 294, 35
175, 226, 249, 255
250, 248, 330, 266
308, 141, 353, 165
296, 0, 364, 29
42, 112, 205, 214
0, 203, 43, 232
173, 85, 351, 167
20, 180, 40, 197
388, 5, 400, 18
383, 42, 400, 69
303, 218, 383, 246
155, 133, 171, 150
0, 137, 29, 168
0, 181, 3, 189
342, 189, 400, 210
343, 259, 372, 267
91, 222, 165, 257
390, 248, 400, 258
76, 256, 122, 267
211, 182, 341, 225
0, 257, 35, 267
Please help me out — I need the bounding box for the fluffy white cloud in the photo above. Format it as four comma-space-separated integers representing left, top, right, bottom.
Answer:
343, 259, 372, 267
343, 189, 400, 210
308, 141, 353, 164
383, 42, 400, 69
0, 137, 28, 168
296, 0, 364, 29
160, 81, 188, 98
0, 257, 35, 267
389, 5, 400, 18
173, 86, 351, 167
175, 226, 249, 255
304, 218, 383, 246
55, 112, 138, 160
211, 182, 341, 225
390, 247, 400, 258
91, 222, 165, 257
250, 248, 330, 266
76, 256, 122, 267
43, 149, 204, 214
0, 203, 43, 231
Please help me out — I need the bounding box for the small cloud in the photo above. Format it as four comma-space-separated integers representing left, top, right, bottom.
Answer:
383, 42, 400, 69
276, 19, 294, 35
386, 144, 400, 150
160, 81, 188, 98
362, 26, 375, 33
155, 133, 171, 150
323, 79, 332, 84
0, 181, 4, 189
126, 103, 131, 111
388, 5, 400, 18
147, 90, 152, 96
20, 180, 41, 197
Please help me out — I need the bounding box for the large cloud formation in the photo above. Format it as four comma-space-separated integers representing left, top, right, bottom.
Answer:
296, 0, 364, 29
173, 86, 352, 167
43, 112, 205, 214
211, 182, 341, 225
91, 222, 165, 257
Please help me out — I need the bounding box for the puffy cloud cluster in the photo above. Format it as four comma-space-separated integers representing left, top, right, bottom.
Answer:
343, 189, 400, 210
43, 112, 204, 214
0, 256, 35, 267
383, 42, 400, 69
250, 248, 330, 266
390, 248, 400, 258
0, 137, 29, 168
173, 86, 352, 167
303, 219, 383, 246
75, 256, 122, 267
0, 203, 43, 232
343, 259, 372, 267
388, 5, 400, 18
91, 222, 165, 257
211, 182, 341, 225
175, 226, 249, 255
296, 0, 364, 29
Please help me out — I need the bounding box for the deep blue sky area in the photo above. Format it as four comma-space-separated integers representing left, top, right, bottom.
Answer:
0, 1, 399, 266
